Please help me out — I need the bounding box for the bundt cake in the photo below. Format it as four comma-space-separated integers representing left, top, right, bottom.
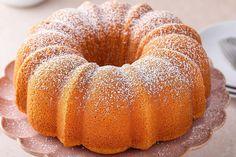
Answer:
13, 0, 211, 154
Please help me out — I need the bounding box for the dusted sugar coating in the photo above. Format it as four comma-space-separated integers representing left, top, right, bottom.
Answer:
14, 0, 211, 155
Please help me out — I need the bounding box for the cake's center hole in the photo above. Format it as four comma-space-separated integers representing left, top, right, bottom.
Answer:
83, 48, 136, 67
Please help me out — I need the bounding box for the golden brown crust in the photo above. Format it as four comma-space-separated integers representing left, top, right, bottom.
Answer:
136, 23, 202, 60
27, 54, 86, 136
142, 34, 210, 97
14, 1, 210, 154
14, 31, 80, 85
15, 46, 84, 113
121, 3, 153, 64
140, 48, 206, 118
57, 63, 98, 146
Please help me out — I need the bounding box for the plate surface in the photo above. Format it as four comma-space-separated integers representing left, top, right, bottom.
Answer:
200, 21, 236, 88
0, 61, 230, 157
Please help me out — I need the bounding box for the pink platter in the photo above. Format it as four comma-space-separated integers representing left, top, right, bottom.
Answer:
0, 61, 230, 157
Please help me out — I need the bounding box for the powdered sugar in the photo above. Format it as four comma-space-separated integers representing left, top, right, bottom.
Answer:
131, 10, 182, 38
133, 56, 190, 96
12, 1, 211, 153
87, 66, 135, 112
16, 1, 207, 116
30, 54, 85, 91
